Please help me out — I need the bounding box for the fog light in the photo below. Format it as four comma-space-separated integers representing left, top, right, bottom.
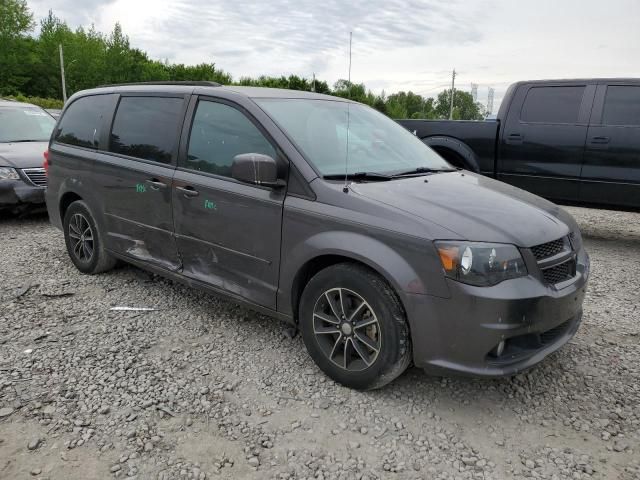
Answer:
493, 340, 505, 357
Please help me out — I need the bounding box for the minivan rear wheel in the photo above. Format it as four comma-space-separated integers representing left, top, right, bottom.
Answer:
63, 200, 116, 274
299, 263, 412, 390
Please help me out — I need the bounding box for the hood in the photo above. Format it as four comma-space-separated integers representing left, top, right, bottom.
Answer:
0, 142, 49, 168
350, 172, 574, 247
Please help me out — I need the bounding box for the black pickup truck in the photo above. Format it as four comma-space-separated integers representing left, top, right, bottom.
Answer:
398, 79, 640, 209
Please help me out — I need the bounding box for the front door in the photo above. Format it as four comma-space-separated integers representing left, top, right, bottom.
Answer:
172, 97, 286, 309
499, 83, 594, 202
94, 94, 188, 270
580, 84, 640, 208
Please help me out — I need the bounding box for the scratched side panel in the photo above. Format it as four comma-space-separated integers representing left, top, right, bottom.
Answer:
172, 169, 285, 309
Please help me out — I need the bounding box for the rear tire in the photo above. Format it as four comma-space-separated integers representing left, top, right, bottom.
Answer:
299, 263, 412, 390
63, 200, 116, 274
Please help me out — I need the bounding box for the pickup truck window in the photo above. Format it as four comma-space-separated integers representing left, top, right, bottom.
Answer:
256, 99, 449, 176
602, 86, 640, 126
185, 100, 276, 178
521, 86, 585, 124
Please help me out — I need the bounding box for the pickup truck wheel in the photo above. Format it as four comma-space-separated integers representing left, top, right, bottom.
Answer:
63, 200, 116, 274
299, 263, 412, 390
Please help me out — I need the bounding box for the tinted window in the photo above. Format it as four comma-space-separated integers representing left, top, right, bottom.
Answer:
602, 86, 640, 126
185, 101, 276, 177
55, 95, 113, 148
110, 97, 183, 164
0, 106, 56, 142
521, 86, 585, 124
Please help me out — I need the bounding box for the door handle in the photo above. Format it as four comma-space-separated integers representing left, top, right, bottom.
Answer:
145, 178, 167, 190
506, 133, 523, 145
176, 185, 199, 197
590, 136, 610, 144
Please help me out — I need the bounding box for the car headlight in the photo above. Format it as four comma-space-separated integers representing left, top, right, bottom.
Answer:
0, 167, 20, 180
435, 241, 527, 286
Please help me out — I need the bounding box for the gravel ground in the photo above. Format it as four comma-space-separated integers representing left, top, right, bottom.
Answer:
0, 206, 639, 480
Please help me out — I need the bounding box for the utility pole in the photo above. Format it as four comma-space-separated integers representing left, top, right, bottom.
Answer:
487, 87, 495, 115
312, 72, 316, 92
449, 68, 456, 120
59, 44, 67, 103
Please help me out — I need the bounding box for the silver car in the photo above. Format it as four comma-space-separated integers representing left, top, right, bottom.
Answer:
0, 99, 56, 213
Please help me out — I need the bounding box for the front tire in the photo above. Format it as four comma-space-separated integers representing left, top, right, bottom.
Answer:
299, 263, 412, 390
63, 200, 116, 274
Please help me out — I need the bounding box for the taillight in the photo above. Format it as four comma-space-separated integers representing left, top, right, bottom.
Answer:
43, 150, 49, 175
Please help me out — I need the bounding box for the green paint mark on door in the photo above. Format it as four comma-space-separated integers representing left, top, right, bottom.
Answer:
136, 183, 146, 193
204, 199, 217, 210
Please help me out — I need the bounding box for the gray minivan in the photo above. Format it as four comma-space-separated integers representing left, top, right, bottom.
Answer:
45, 82, 589, 390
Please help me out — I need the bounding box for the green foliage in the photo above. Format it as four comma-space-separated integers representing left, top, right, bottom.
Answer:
0, 2, 487, 122
434, 89, 486, 120
4, 93, 64, 109
0, 0, 35, 94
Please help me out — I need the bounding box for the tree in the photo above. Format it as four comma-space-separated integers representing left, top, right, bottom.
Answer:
434, 89, 485, 120
0, 0, 34, 94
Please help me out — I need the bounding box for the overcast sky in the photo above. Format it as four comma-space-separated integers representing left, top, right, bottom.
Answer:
28, 0, 640, 111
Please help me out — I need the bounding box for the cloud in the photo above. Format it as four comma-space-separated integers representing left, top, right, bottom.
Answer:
24, 0, 640, 111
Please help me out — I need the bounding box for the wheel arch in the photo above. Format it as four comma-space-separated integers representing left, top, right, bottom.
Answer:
285, 232, 425, 323
59, 191, 83, 221
422, 135, 480, 172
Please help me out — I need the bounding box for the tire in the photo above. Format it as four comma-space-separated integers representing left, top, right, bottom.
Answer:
299, 263, 412, 390
63, 200, 116, 274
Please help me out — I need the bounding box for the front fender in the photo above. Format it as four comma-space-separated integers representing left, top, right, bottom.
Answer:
278, 228, 451, 318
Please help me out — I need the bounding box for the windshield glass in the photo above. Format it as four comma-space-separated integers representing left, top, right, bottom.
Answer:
255, 99, 451, 176
0, 106, 56, 143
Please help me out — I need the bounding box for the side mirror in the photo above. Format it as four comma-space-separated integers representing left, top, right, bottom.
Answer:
231, 153, 286, 188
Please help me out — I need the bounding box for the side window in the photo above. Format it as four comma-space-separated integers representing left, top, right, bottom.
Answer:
55, 95, 114, 148
602, 86, 640, 126
184, 100, 276, 178
521, 86, 585, 124
109, 96, 183, 164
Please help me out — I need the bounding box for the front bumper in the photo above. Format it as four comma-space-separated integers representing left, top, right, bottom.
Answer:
405, 249, 589, 377
0, 178, 45, 210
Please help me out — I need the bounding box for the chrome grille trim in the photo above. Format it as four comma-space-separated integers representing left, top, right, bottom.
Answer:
21, 167, 47, 187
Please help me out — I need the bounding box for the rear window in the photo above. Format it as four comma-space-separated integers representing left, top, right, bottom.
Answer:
0, 106, 56, 143
55, 95, 114, 148
521, 86, 585, 124
109, 96, 183, 164
602, 86, 640, 126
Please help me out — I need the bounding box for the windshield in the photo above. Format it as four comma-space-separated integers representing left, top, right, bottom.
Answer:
0, 106, 56, 143
255, 98, 451, 176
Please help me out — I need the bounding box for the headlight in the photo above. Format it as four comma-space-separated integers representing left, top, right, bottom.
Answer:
435, 241, 527, 286
0, 167, 20, 180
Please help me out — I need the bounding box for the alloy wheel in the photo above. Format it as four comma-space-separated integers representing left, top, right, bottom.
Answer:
68, 213, 94, 262
312, 288, 381, 371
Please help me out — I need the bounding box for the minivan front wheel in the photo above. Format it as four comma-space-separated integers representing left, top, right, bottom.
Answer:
63, 200, 116, 274
299, 263, 412, 390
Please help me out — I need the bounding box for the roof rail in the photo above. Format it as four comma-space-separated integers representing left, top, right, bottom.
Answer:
97, 81, 222, 88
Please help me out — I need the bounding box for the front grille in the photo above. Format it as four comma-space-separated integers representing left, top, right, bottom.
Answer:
22, 168, 47, 187
542, 260, 576, 285
531, 238, 565, 260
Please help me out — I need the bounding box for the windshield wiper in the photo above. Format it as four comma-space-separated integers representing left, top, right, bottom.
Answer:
391, 166, 457, 177
323, 171, 392, 181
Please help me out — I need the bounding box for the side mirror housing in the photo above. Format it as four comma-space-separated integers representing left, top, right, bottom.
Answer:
231, 153, 285, 188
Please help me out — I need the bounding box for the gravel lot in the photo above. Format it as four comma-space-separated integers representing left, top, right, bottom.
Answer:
1, 206, 639, 480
